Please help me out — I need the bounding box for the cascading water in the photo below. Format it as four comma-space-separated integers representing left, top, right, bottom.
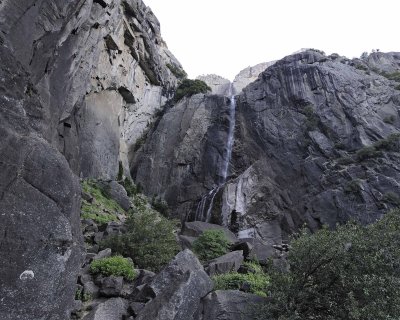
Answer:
195, 83, 236, 222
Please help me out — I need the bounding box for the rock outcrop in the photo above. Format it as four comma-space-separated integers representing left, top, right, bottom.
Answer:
232, 61, 276, 94
132, 49, 400, 251
135, 249, 213, 320
197, 74, 231, 95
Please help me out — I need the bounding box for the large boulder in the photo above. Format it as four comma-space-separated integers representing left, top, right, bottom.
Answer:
181, 221, 238, 244
135, 249, 213, 320
83, 297, 129, 320
197, 290, 266, 320
97, 180, 131, 211
205, 251, 244, 276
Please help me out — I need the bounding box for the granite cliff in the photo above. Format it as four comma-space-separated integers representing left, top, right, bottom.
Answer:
1, 0, 400, 319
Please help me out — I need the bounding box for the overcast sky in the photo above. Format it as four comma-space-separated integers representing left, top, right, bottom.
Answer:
144, 0, 399, 80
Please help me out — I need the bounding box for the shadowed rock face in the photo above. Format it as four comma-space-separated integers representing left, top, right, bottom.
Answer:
0, 0, 183, 318
0, 44, 84, 320
132, 50, 400, 248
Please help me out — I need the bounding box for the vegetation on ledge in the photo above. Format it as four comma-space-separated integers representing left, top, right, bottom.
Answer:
174, 79, 211, 101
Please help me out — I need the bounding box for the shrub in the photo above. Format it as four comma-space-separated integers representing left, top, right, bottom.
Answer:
151, 195, 168, 216
89, 255, 136, 281
166, 63, 187, 79
382, 71, 400, 82
101, 210, 179, 272
174, 79, 211, 101
355, 146, 382, 161
260, 210, 400, 320
212, 261, 269, 297
374, 133, 400, 152
192, 230, 230, 262
383, 115, 396, 124
383, 192, 400, 206
302, 105, 319, 131
395, 84, 400, 91
121, 177, 140, 197
344, 179, 362, 195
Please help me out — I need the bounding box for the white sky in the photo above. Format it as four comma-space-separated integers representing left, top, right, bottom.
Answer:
144, 0, 400, 81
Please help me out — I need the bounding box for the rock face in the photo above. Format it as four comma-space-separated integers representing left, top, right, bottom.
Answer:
197, 74, 231, 95
196, 290, 265, 320
0, 0, 183, 318
131, 93, 233, 219
0, 45, 84, 319
232, 61, 276, 94
132, 49, 400, 248
135, 249, 213, 320
0, 0, 182, 180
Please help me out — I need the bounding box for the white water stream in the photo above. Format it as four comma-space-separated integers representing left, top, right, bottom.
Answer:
195, 84, 236, 222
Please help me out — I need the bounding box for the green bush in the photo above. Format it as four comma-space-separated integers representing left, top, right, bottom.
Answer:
383, 192, 400, 206
382, 71, 400, 82
260, 210, 400, 320
121, 177, 140, 197
89, 255, 136, 281
166, 63, 187, 79
374, 133, 400, 152
174, 79, 211, 101
192, 230, 230, 262
151, 195, 169, 216
355, 146, 382, 161
344, 179, 362, 195
212, 261, 269, 297
101, 210, 179, 272
383, 115, 396, 124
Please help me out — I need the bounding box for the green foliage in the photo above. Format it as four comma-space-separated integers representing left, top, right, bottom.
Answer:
302, 105, 319, 131
383, 192, 400, 206
355, 64, 368, 71
192, 230, 230, 262
395, 84, 400, 91
344, 179, 362, 195
355, 146, 382, 161
75, 288, 92, 302
382, 71, 400, 82
212, 261, 269, 297
151, 195, 169, 216
121, 177, 140, 197
81, 180, 124, 225
166, 63, 187, 79
101, 209, 179, 272
260, 210, 400, 320
89, 255, 136, 281
174, 79, 211, 101
383, 115, 396, 124
374, 133, 400, 151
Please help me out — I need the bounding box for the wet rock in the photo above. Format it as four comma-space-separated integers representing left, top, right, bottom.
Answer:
181, 221, 237, 244
205, 251, 244, 276
135, 249, 213, 320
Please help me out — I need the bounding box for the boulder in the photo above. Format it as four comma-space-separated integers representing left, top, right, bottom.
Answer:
135, 249, 213, 320
83, 297, 129, 320
205, 251, 244, 276
240, 238, 275, 263
98, 181, 131, 211
198, 290, 265, 320
92, 248, 112, 261
179, 235, 197, 250
231, 241, 253, 258
182, 222, 238, 244
104, 222, 126, 238
97, 276, 124, 297
83, 281, 100, 299
134, 269, 156, 287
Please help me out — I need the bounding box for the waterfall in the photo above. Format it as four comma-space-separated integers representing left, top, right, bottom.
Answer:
195, 83, 236, 222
